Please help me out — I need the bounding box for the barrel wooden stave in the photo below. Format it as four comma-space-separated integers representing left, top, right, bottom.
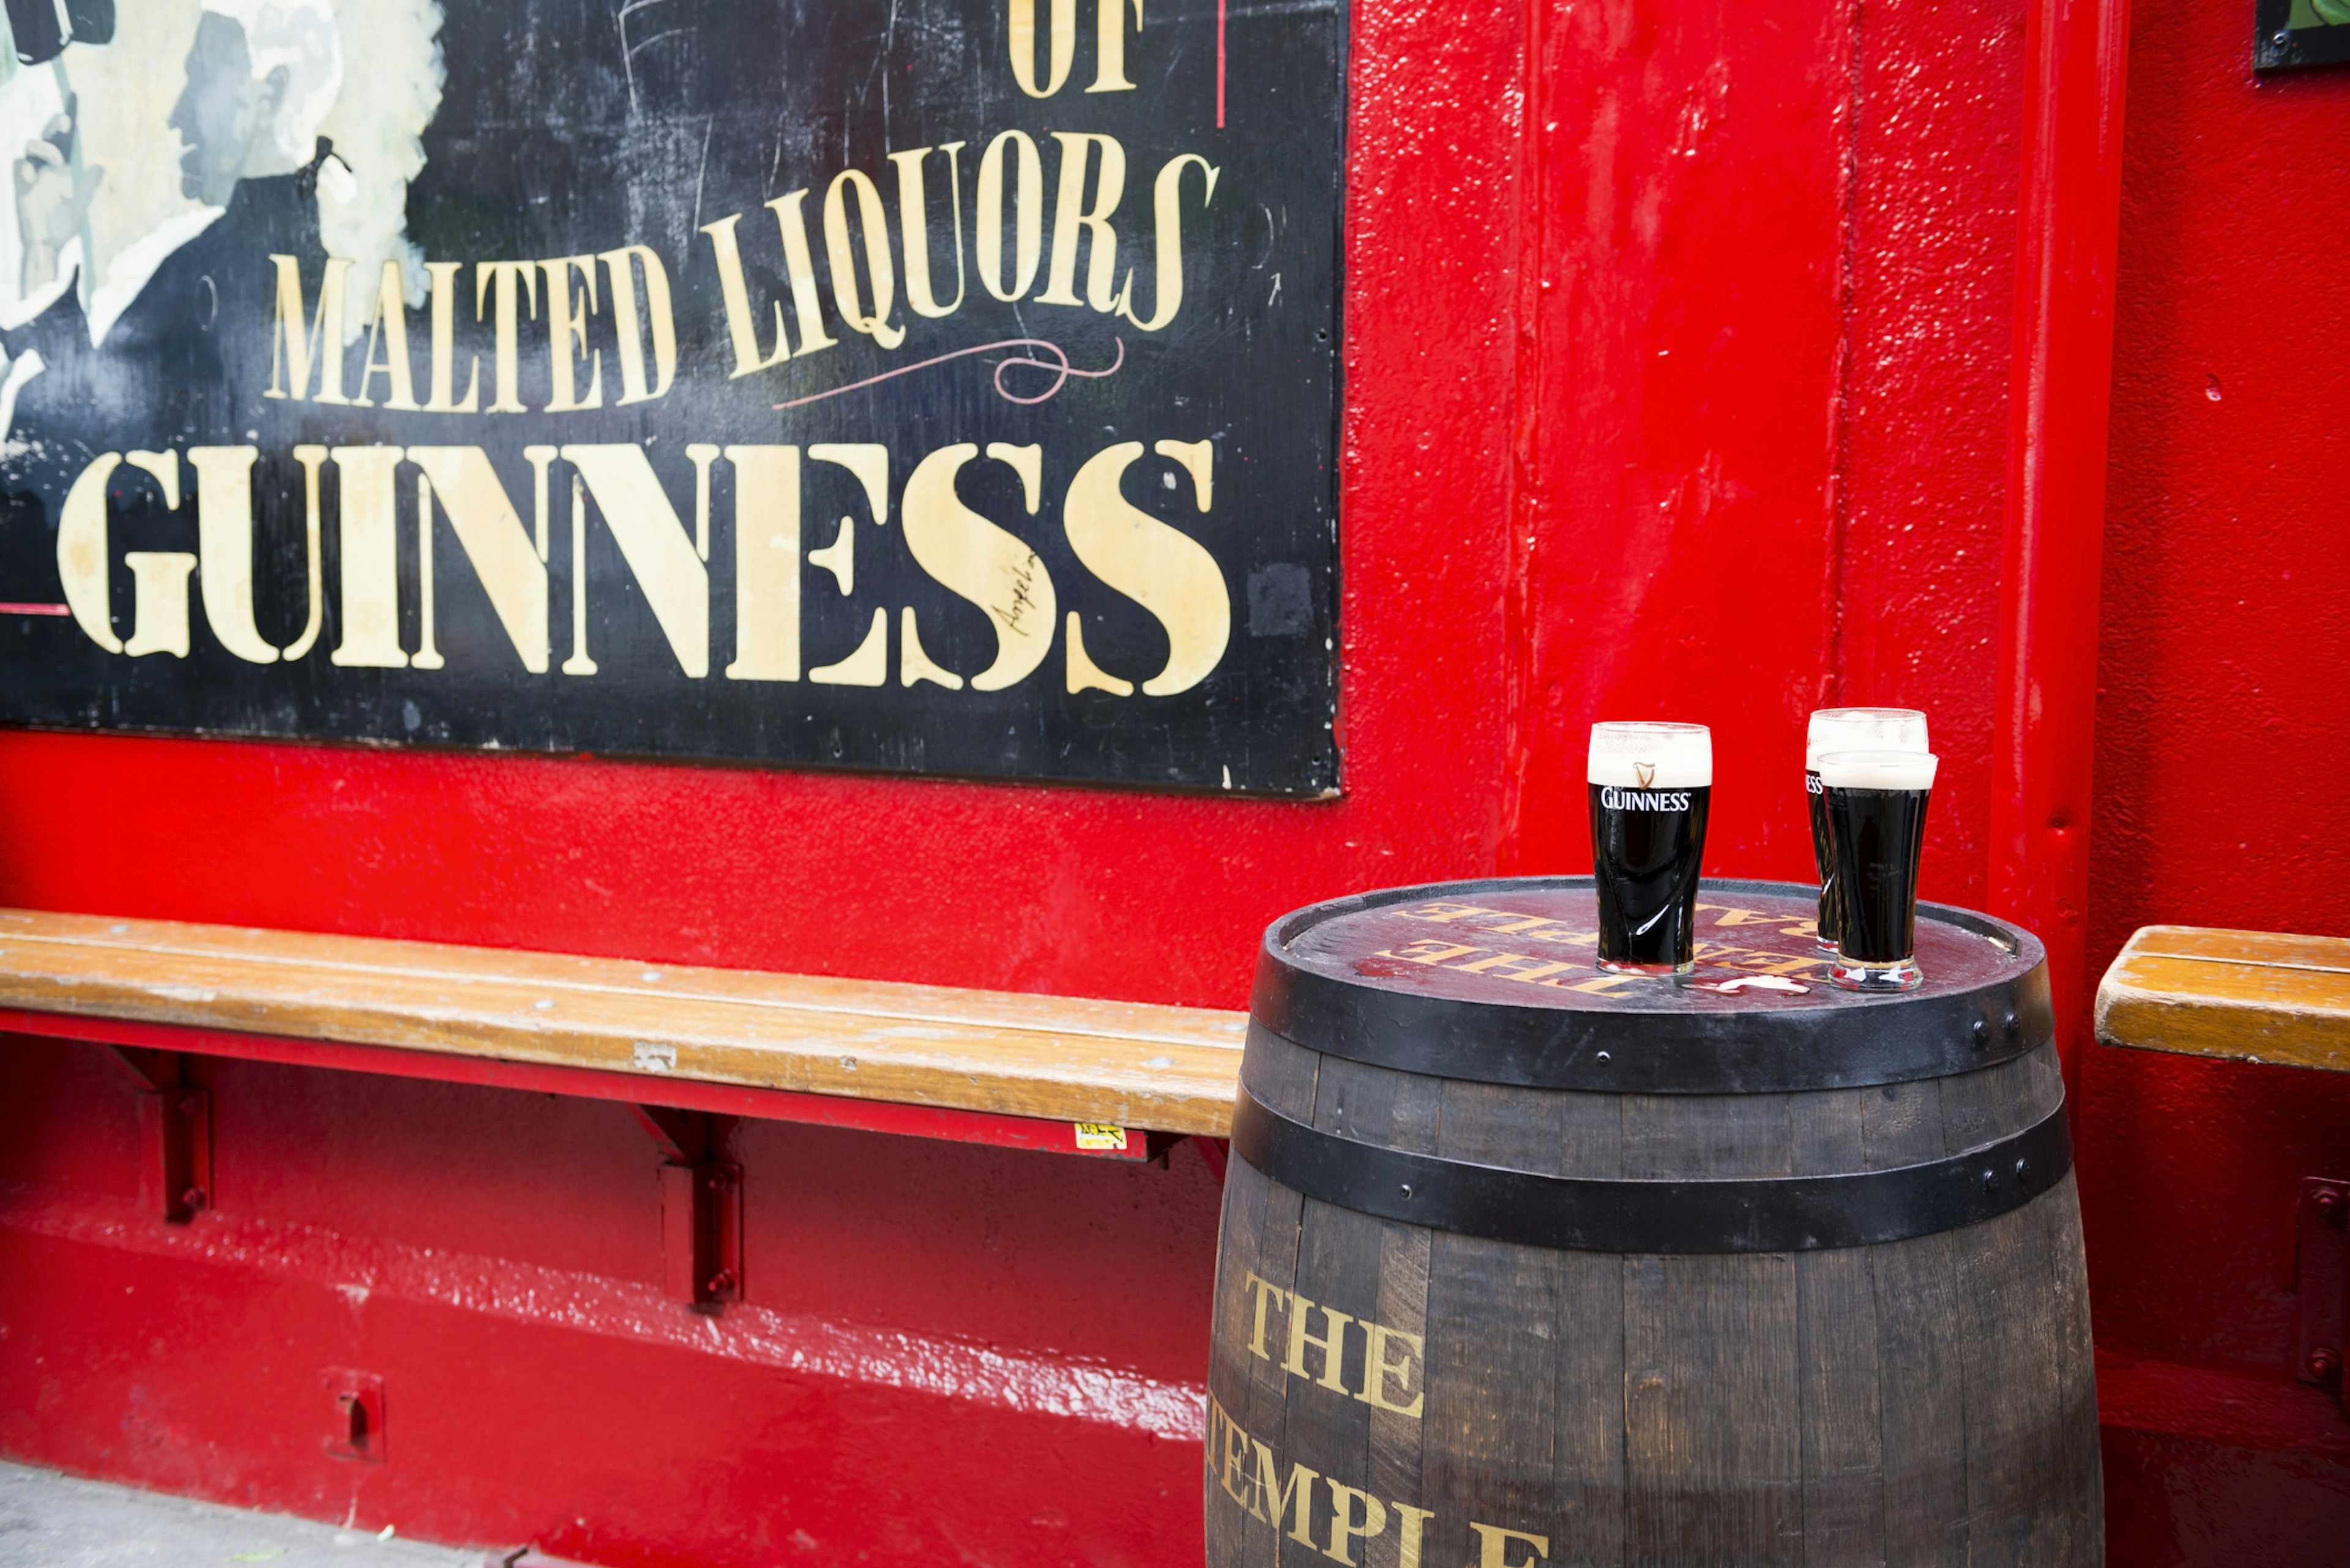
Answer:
1207, 1025, 2100, 1568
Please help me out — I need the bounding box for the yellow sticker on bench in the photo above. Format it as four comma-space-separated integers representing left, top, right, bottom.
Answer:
1075, 1123, 1129, 1151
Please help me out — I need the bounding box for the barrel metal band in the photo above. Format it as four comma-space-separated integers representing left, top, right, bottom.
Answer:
1229, 1089, 2075, 1253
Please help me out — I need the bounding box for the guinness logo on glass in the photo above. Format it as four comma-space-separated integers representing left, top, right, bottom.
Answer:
1597, 786, 1694, 813
1635, 761, 1657, 788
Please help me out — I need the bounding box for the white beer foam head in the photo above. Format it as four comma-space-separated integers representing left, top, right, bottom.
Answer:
1807, 707, 1928, 768
1816, 749, 1939, 790
1588, 722, 1712, 788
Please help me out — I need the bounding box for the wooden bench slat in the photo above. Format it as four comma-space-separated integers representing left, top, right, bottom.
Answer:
0, 909, 1250, 1136
2097, 925, 2350, 1075
2116, 924, 2350, 975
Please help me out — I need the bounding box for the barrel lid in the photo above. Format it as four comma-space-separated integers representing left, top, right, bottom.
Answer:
1251, 877, 2051, 1093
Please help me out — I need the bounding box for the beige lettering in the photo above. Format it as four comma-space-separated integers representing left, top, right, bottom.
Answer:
599, 245, 678, 406
352, 261, 421, 410
1451, 952, 1578, 984
414, 471, 443, 670
1373, 941, 1483, 966
405, 447, 550, 672
56, 454, 124, 652
562, 474, 595, 674
822, 170, 905, 349
1038, 132, 1126, 310
329, 445, 409, 668
1395, 902, 1502, 924
118, 452, 195, 658
1251, 1441, 1318, 1547
1695, 904, 1784, 927
474, 261, 540, 413
264, 253, 352, 404
1324, 1484, 1387, 1567
700, 212, 794, 376
901, 442, 1055, 690
187, 447, 279, 663
1088, 0, 1141, 91
725, 445, 802, 682
121, 552, 195, 657
1358, 1323, 1424, 1416
283, 445, 327, 660
1394, 1505, 1435, 1568
1210, 1395, 1255, 1513
1281, 1292, 1352, 1394
889, 144, 968, 319
1118, 153, 1214, 330
421, 261, 482, 413
806, 444, 890, 686
1007, 0, 1075, 96
1475, 913, 1575, 935
1244, 1271, 1287, 1361
977, 131, 1045, 302
559, 445, 707, 677
1061, 439, 1228, 695
540, 256, 605, 412
1471, 1523, 1550, 1568
766, 190, 840, 356
524, 446, 557, 562
1734, 954, 1830, 976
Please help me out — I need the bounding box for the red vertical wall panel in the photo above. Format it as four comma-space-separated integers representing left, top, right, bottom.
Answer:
2076, 0, 2350, 1558
1509, 0, 1849, 881
1836, 0, 2029, 919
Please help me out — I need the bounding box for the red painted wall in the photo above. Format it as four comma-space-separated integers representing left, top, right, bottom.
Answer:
2076, 0, 2350, 1558
1, 0, 2341, 1560
0, 0, 2029, 1007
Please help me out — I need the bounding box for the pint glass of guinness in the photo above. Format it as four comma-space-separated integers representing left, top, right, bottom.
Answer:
1588, 722, 1712, 976
1806, 708, 1929, 953
1817, 749, 1938, 991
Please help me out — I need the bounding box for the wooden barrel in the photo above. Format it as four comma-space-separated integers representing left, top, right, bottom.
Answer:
1207, 878, 2101, 1568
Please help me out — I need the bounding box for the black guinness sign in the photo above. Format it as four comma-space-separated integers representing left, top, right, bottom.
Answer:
0, 0, 1343, 794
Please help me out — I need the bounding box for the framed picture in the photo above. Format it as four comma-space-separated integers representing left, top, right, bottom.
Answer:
2257, 0, 2350, 69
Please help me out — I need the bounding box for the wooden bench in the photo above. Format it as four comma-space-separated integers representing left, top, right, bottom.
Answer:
2098, 923, 2350, 1411
0, 908, 1252, 1307
2097, 925, 2350, 1075
0, 907, 1248, 1157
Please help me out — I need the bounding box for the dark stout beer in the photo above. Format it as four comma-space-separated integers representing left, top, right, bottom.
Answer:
1807, 709, 1928, 954
1818, 749, 1938, 991
1587, 722, 1712, 974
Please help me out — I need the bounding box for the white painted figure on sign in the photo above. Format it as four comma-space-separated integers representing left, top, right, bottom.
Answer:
0, 0, 442, 438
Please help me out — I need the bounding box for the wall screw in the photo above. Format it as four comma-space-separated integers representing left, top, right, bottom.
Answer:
2315, 1189, 2343, 1223
181, 1187, 208, 1212
2308, 1348, 2340, 1380
704, 1269, 736, 1296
